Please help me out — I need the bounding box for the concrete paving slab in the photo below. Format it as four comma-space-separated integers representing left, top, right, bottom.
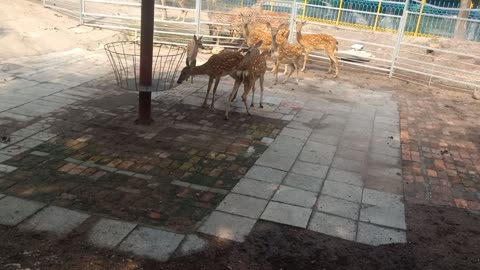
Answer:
198, 211, 256, 242
278, 128, 311, 142
335, 147, 368, 162
30, 131, 57, 141
364, 175, 404, 195
309, 133, 340, 146
0, 164, 17, 174
255, 149, 297, 171
362, 188, 403, 209
370, 144, 401, 158
308, 212, 356, 241
286, 121, 313, 131
272, 185, 317, 208
0, 145, 30, 156
298, 141, 336, 165
326, 169, 364, 187
339, 138, 370, 152
260, 201, 312, 228
232, 178, 278, 199
367, 166, 402, 181
11, 128, 40, 138
0, 194, 5, 199
119, 226, 184, 261
245, 165, 287, 184
0, 196, 45, 226
217, 193, 268, 219
14, 138, 44, 149
360, 204, 406, 230
357, 222, 406, 246
19, 206, 89, 235
321, 180, 363, 203
269, 135, 305, 158
317, 195, 360, 220
291, 161, 329, 179
88, 218, 136, 248
283, 172, 324, 192
175, 234, 208, 257
331, 157, 367, 173
368, 153, 401, 167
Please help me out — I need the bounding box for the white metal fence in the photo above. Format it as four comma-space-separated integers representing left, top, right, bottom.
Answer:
43, 0, 480, 93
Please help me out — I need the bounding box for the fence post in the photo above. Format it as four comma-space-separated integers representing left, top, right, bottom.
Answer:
389, 0, 410, 78
336, 0, 344, 25
414, 0, 426, 36
195, 0, 202, 36
288, 1, 297, 42
80, 0, 85, 25
43, 0, 46, 7
302, 0, 308, 20
373, 0, 383, 31
241, 0, 244, 8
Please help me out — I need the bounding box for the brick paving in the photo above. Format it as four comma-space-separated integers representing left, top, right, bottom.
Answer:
2, 47, 478, 261
400, 98, 480, 211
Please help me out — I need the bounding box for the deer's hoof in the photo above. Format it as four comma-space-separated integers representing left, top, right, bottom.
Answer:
259, 104, 264, 108
250, 104, 254, 107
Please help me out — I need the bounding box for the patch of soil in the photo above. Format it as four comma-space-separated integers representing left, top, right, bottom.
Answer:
1, 203, 479, 270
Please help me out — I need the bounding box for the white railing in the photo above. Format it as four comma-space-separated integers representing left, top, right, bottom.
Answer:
42, 0, 480, 93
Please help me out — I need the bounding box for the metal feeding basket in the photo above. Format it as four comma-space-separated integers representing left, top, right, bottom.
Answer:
104, 41, 186, 92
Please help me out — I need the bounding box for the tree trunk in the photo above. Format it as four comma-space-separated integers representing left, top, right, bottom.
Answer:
454, 0, 472, 40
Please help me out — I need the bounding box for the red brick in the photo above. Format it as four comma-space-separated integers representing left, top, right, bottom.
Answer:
69, 165, 88, 175
427, 169, 437, 177
466, 201, 480, 211
454, 198, 468, 209
58, 163, 77, 173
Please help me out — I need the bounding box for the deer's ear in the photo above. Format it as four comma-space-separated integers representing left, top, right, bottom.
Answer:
255, 40, 263, 48
193, 35, 197, 41
266, 22, 271, 30
198, 36, 203, 41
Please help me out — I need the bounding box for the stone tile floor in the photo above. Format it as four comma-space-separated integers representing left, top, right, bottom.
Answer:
0, 47, 451, 261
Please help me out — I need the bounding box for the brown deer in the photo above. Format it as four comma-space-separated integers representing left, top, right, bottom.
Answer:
225, 41, 268, 120
177, 50, 244, 110
296, 21, 339, 77
238, 13, 289, 53
267, 22, 304, 85
160, 0, 188, 21
186, 35, 205, 83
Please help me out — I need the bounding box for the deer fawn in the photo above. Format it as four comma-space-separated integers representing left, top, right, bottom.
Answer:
267, 22, 304, 85
177, 50, 244, 110
186, 35, 205, 83
296, 21, 339, 77
225, 41, 267, 120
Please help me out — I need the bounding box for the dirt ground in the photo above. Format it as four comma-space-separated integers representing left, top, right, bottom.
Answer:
1, 1, 480, 269
1, 203, 479, 270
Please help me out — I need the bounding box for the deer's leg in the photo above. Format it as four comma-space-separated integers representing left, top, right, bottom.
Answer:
210, 77, 221, 110
259, 75, 265, 108
182, 11, 188, 22
203, 77, 214, 108
273, 61, 280, 85
283, 64, 289, 75
294, 61, 300, 84
190, 59, 196, 84
242, 80, 252, 116
250, 79, 256, 107
225, 78, 242, 120
302, 50, 310, 72
282, 63, 295, 84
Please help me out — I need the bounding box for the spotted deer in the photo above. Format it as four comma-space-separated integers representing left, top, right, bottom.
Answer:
296, 21, 339, 77
177, 50, 244, 110
186, 35, 205, 83
267, 22, 304, 85
238, 13, 289, 53
225, 41, 268, 120
160, 0, 188, 21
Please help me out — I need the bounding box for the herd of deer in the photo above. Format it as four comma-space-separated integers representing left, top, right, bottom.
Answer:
176, 1, 340, 121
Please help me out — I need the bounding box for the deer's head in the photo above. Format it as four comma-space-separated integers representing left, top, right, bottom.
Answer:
193, 35, 205, 50
177, 65, 192, 84
295, 20, 307, 32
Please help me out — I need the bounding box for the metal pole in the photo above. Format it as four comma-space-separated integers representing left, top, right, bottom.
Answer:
80, 0, 85, 25
288, 2, 297, 43
302, 0, 308, 20
373, 0, 383, 31
389, 0, 410, 78
43, 0, 46, 7
137, 0, 155, 125
414, 0, 426, 36
195, 0, 202, 36
336, 0, 344, 25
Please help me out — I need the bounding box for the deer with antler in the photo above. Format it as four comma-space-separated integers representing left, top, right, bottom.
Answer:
296, 21, 339, 77
267, 22, 304, 85
177, 50, 244, 110
186, 35, 205, 83
225, 41, 268, 120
